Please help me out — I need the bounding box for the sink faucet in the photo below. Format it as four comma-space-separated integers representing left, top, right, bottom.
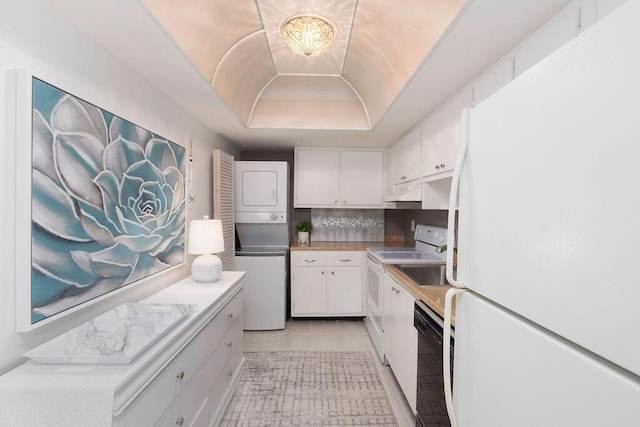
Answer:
435, 245, 447, 253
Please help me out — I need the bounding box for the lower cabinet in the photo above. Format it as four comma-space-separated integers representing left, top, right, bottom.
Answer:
384, 273, 418, 414
291, 251, 363, 317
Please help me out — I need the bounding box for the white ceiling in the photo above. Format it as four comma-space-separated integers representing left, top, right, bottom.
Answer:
48, 0, 573, 149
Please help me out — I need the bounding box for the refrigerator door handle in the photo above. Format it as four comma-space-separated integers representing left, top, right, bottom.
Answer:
446, 108, 471, 287
444, 287, 465, 427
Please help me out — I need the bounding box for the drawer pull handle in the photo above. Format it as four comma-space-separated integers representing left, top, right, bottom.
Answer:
176, 371, 185, 380
391, 286, 396, 291
227, 370, 233, 377
228, 312, 234, 319
339, 259, 351, 262
227, 342, 233, 348
176, 417, 184, 426
395, 289, 400, 295
304, 259, 316, 263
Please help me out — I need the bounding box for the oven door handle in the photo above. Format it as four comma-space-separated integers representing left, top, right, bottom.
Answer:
444, 287, 465, 427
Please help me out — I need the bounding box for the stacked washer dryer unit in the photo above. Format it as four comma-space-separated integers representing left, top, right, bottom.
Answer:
234, 161, 289, 330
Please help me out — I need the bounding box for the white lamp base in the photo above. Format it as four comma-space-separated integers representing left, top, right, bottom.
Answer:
191, 254, 222, 283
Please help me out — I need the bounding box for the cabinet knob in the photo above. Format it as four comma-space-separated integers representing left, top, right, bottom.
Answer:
440, 163, 445, 168
334, 200, 338, 204
391, 286, 396, 291
176, 417, 184, 426
343, 200, 347, 203
227, 370, 233, 377
401, 175, 406, 180
176, 371, 184, 380
331, 271, 334, 275
321, 271, 325, 275
395, 289, 400, 295
435, 164, 440, 170
227, 342, 233, 348
228, 312, 234, 319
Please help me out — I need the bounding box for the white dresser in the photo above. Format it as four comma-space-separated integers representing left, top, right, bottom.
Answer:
0, 272, 246, 427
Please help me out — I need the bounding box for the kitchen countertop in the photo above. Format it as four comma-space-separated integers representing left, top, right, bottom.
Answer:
385, 264, 456, 326
290, 241, 409, 251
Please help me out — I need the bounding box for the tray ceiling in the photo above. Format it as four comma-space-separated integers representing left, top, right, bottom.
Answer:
141, 0, 466, 130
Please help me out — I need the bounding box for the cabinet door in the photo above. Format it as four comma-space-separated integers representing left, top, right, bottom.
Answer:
327, 267, 362, 315
294, 150, 340, 206
340, 150, 384, 206
421, 89, 472, 178
395, 285, 418, 413
394, 127, 421, 184
292, 267, 327, 315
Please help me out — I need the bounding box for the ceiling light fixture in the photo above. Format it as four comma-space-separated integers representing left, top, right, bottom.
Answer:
281, 14, 336, 58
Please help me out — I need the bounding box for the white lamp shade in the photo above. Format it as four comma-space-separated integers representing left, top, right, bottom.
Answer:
188, 216, 225, 255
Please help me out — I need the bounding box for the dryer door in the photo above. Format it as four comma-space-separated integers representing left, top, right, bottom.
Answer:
240, 170, 278, 207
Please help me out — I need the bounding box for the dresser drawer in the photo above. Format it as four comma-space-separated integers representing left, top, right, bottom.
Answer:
327, 252, 362, 266
124, 329, 206, 425
157, 358, 210, 427
291, 252, 327, 267
204, 319, 242, 390
208, 347, 243, 423
204, 292, 243, 356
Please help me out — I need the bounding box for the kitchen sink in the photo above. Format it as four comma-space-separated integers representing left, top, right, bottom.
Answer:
394, 263, 448, 286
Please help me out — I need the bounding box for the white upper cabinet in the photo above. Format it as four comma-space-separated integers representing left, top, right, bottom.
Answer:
473, 58, 514, 106
340, 150, 384, 206
387, 126, 421, 185
294, 149, 341, 206
421, 88, 473, 179
514, 7, 579, 78
385, 126, 422, 201
294, 148, 384, 208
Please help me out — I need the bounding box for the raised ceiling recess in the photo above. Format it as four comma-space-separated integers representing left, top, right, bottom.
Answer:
141, 0, 466, 130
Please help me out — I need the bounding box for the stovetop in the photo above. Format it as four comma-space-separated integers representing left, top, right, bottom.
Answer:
367, 247, 444, 264
366, 225, 448, 264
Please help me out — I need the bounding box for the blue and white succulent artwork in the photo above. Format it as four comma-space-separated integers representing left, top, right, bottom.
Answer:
30, 78, 186, 324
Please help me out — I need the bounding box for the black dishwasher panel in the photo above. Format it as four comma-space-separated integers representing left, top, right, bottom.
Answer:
414, 301, 454, 427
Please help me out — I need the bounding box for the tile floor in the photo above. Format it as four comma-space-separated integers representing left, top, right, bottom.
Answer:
243, 319, 416, 427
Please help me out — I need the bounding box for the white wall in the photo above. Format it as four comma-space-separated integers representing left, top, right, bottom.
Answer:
0, 0, 239, 373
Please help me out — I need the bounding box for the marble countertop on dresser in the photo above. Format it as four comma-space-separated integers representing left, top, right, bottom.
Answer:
290, 241, 410, 251
385, 264, 456, 326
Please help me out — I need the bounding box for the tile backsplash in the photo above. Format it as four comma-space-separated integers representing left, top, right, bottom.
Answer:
311, 209, 384, 241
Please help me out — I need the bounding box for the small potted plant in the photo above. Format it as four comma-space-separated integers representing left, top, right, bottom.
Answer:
296, 221, 313, 245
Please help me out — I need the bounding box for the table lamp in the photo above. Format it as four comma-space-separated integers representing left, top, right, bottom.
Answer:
188, 215, 225, 282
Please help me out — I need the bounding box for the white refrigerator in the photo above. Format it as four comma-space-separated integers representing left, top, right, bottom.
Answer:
444, 1, 640, 425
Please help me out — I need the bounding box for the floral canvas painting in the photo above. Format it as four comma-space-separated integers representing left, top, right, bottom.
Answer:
30, 77, 186, 325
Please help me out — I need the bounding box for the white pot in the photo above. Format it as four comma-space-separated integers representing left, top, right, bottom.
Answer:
298, 231, 309, 244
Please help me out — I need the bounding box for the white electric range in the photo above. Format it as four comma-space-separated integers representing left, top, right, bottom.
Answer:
364, 224, 448, 363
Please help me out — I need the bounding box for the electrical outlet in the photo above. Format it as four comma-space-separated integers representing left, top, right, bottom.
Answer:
411, 220, 415, 231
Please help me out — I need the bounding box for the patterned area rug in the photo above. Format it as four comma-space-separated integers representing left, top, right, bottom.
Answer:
220, 351, 398, 426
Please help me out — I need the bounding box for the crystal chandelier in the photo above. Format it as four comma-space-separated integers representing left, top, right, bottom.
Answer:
281, 14, 336, 58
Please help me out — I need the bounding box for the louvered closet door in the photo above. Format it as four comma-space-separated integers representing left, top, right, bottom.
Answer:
213, 149, 235, 271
